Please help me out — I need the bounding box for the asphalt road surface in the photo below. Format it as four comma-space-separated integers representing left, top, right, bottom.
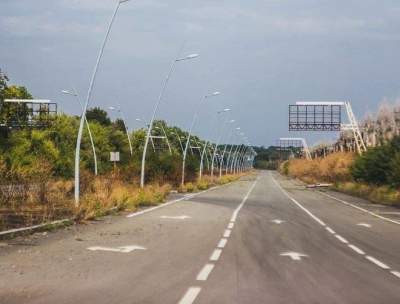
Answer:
1, 171, 400, 304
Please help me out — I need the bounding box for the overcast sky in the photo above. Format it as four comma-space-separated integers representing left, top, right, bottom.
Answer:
1, 0, 400, 146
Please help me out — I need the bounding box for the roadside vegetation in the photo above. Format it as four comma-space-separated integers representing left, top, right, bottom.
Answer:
0, 70, 247, 231
280, 139, 400, 207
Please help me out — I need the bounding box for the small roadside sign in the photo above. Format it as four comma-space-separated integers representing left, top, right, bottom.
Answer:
110, 152, 120, 162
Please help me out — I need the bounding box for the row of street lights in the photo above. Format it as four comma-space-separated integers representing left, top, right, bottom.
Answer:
69, 0, 255, 206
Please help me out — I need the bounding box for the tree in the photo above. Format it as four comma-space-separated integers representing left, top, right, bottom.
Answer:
86, 107, 111, 126
113, 118, 126, 132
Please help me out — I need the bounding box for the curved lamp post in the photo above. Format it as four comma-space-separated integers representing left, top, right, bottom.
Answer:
62, 89, 98, 176
181, 91, 220, 185
74, 0, 131, 206
219, 119, 235, 177
225, 127, 241, 173
210, 108, 231, 177
108, 106, 133, 156
140, 52, 199, 188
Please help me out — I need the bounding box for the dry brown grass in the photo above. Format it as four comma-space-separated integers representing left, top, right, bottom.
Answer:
283, 152, 355, 184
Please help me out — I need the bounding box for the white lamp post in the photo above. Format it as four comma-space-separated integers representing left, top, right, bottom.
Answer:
181, 91, 220, 185
140, 51, 199, 188
108, 106, 133, 156
219, 119, 235, 178
210, 108, 231, 177
74, 0, 131, 206
62, 89, 98, 176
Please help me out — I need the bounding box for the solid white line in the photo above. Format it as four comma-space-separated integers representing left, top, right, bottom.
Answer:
230, 179, 258, 223
127, 183, 230, 218
228, 222, 234, 229
271, 175, 325, 227
223, 229, 231, 238
178, 287, 201, 304
366, 256, 390, 269
319, 191, 400, 226
335, 234, 349, 244
391, 271, 400, 279
326, 227, 335, 234
217, 238, 227, 248
210, 249, 222, 261
196, 264, 215, 281
348, 244, 365, 255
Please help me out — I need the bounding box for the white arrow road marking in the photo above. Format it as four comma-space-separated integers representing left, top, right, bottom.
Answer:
271, 219, 285, 224
357, 223, 371, 228
159, 215, 191, 220
87, 245, 146, 253
280, 251, 308, 261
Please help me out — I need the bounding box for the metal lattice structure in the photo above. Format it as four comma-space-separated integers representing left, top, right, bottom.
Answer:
289, 103, 342, 131
288, 101, 366, 155
278, 137, 312, 160
1, 99, 57, 129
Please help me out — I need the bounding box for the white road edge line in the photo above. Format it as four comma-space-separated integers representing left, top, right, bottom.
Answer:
228, 222, 234, 229
319, 191, 400, 226
366, 256, 390, 269
196, 264, 215, 281
210, 249, 222, 261
348, 244, 365, 255
217, 238, 228, 248
127, 182, 234, 218
178, 287, 202, 304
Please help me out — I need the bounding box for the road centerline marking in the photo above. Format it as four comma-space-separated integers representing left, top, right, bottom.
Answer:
348, 244, 365, 255
217, 238, 227, 248
178, 287, 201, 304
271, 173, 396, 278
326, 227, 335, 234
210, 249, 222, 261
196, 264, 215, 281
228, 222, 234, 229
391, 271, 400, 279
335, 234, 349, 244
366, 256, 390, 269
223, 229, 231, 238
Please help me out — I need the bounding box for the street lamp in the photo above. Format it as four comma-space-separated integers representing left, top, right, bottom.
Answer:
74, 0, 131, 206
154, 125, 172, 154
218, 119, 235, 177
136, 118, 156, 152
210, 108, 231, 177
181, 91, 221, 185
108, 106, 133, 156
140, 49, 199, 188
62, 89, 98, 176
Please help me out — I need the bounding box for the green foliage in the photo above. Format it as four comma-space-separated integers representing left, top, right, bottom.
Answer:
86, 107, 111, 126
351, 136, 400, 187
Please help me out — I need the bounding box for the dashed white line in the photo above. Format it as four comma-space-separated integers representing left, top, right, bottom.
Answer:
270, 173, 398, 279
348, 244, 365, 255
217, 238, 227, 248
335, 234, 348, 244
178, 287, 201, 304
210, 249, 222, 261
391, 271, 400, 279
326, 227, 335, 234
366, 256, 390, 269
223, 229, 231, 238
178, 178, 259, 304
196, 264, 215, 281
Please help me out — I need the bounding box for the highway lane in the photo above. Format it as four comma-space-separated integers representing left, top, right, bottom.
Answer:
1, 171, 399, 303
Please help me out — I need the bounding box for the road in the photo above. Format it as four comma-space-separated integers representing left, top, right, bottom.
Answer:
1, 171, 400, 303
